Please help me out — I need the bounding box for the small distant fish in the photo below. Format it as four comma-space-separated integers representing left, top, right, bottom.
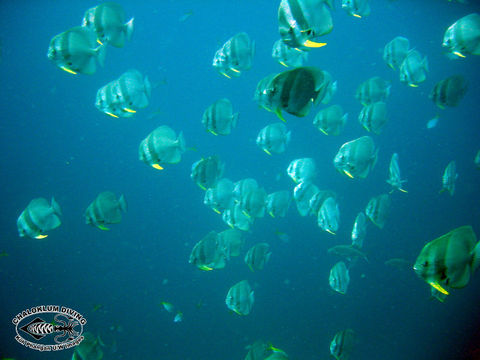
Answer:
399, 49, 428, 87
287, 158, 316, 183
82, 2, 134, 48
384, 258, 411, 270
474, 150, 480, 168
244, 243, 271, 271
47, 26, 106, 75
213, 32, 254, 78
17, 198, 62, 239
330, 329, 356, 360
202, 98, 238, 136
0, 251, 9, 257
178, 10, 193, 23
383, 36, 410, 70
365, 193, 391, 229
266, 191, 292, 218
274, 230, 290, 243
84, 192, 127, 231
173, 311, 183, 322
386, 153, 407, 193
342, 0, 371, 18
440, 160, 458, 196
160, 301, 174, 313
351, 212, 367, 249
293, 182, 319, 217
426, 115, 439, 129
225, 280, 254, 315
430, 75, 468, 109
329, 261, 350, 294
318, 197, 340, 235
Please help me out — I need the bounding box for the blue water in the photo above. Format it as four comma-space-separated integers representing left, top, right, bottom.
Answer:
1, 0, 480, 359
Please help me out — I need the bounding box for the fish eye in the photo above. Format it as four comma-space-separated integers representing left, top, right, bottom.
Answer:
423, 261, 429, 267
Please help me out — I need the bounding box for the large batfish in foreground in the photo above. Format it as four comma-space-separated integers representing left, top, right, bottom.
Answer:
414, 225, 480, 296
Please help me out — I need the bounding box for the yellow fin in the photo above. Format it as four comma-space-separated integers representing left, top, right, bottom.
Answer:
60, 66, 77, 75
353, 14, 362, 18
399, 188, 408, 193
97, 39, 104, 45
263, 149, 272, 156
105, 111, 119, 118
409, 84, 419, 88
231, 68, 240, 73
344, 170, 354, 179
198, 184, 206, 191
279, 61, 289, 68
429, 281, 449, 295
123, 108, 136, 113
35, 234, 48, 239
213, 208, 221, 214
242, 210, 251, 218
303, 40, 327, 48
275, 108, 286, 122
453, 51, 466, 58
326, 229, 336, 235
98, 224, 110, 231
151, 164, 164, 170
320, 128, 329, 135
208, 129, 218, 136
269, 211, 275, 218
221, 72, 231, 79
199, 265, 213, 271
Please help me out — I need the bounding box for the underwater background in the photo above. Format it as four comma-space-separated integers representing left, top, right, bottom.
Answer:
1, 0, 480, 359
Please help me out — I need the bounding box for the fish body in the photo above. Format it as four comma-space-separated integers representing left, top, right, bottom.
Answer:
358, 101, 388, 134
256, 123, 291, 155
222, 203, 254, 231
328, 245, 368, 262
365, 193, 391, 229
383, 36, 410, 70
399, 50, 428, 87
413, 225, 480, 295
202, 98, 238, 135
293, 181, 319, 216
475, 150, 480, 168
430, 75, 468, 109
17, 198, 62, 239
266, 190, 292, 217
440, 160, 458, 196
272, 39, 308, 67
351, 212, 367, 248
239, 187, 267, 218
233, 178, 259, 202
278, 0, 333, 50
96, 69, 151, 117
318, 197, 340, 234
355, 77, 390, 106
245, 243, 272, 271
217, 229, 244, 259
191, 156, 225, 190
342, 0, 370, 18
82, 2, 134, 48
189, 231, 227, 271
426, 115, 439, 129
309, 190, 336, 215
225, 280, 254, 315
47, 26, 106, 75
329, 261, 350, 294
85, 192, 127, 230
442, 13, 480, 58
330, 329, 355, 360
313, 104, 347, 136
139, 126, 186, 169
386, 153, 407, 193
254, 67, 335, 120
333, 136, 378, 179
287, 157, 316, 183
204, 178, 235, 213
213, 32, 254, 78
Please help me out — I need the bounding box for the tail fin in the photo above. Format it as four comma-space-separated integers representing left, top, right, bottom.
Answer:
96, 44, 107, 67
177, 131, 186, 152
472, 241, 480, 272
51, 197, 62, 216
119, 194, 128, 213
125, 18, 134, 42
